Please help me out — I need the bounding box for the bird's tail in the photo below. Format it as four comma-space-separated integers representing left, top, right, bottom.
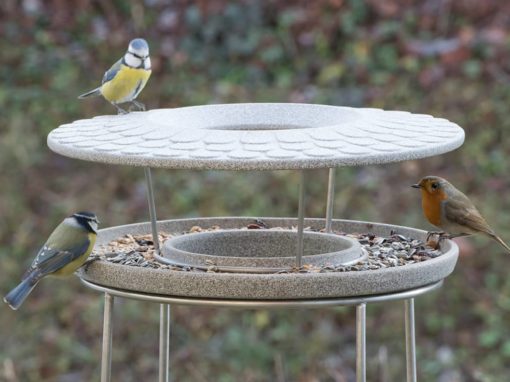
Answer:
489, 233, 510, 254
4, 273, 40, 310
78, 87, 101, 99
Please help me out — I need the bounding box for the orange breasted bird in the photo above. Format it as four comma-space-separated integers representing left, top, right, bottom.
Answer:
4, 212, 99, 310
412, 176, 510, 252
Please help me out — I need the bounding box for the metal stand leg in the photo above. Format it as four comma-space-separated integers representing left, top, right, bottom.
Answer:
159, 304, 171, 382
325, 168, 335, 233
296, 170, 306, 267
101, 293, 114, 382
356, 303, 366, 382
144, 167, 160, 254
405, 298, 417, 382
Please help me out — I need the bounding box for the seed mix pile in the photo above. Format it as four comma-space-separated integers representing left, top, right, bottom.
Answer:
87, 221, 443, 274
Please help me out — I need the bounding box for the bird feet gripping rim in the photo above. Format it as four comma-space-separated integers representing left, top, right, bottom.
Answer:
130, 100, 146, 111
112, 103, 129, 115
426, 231, 449, 242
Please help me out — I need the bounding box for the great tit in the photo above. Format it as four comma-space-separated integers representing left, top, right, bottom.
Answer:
4, 211, 99, 310
78, 38, 151, 114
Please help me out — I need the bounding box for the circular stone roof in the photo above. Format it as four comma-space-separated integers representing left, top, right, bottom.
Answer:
48, 103, 464, 170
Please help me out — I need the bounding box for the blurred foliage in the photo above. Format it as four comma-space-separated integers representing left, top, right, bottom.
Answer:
1, 0, 510, 381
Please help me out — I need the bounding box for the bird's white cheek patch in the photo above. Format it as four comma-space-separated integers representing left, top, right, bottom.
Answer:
124, 53, 142, 68
144, 57, 151, 70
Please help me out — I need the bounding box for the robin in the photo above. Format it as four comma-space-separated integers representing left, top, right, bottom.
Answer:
412, 176, 510, 252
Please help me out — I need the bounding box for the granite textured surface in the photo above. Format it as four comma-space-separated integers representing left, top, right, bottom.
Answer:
48, 103, 465, 170
78, 217, 459, 300
162, 229, 363, 269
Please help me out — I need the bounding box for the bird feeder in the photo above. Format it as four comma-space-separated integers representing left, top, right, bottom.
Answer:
48, 103, 464, 382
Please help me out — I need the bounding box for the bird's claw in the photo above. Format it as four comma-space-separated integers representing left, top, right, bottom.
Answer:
426, 231, 448, 242
113, 102, 145, 115
82, 255, 101, 271
113, 104, 128, 115
131, 100, 146, 111
425, 231, 451, 249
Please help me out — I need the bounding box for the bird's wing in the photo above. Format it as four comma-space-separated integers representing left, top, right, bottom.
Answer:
444, 197, 494, 235
24, 222, 91, 277
27, 241, 90, 278
102, 58, 123, 85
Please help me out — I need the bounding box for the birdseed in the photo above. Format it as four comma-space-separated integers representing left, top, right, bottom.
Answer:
87, 223, 443, 274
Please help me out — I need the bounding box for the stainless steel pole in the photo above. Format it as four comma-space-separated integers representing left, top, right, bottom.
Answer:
159, 304, 171, 382
296, 170, 306, 267
325, 168, 335, 233
144, 167, 160, 254
405, 298, 417, 382
356, 303, 367, 382
101, 293, 114, 382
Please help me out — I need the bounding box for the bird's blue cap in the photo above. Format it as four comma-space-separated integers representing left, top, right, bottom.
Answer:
129, 38, 149, 51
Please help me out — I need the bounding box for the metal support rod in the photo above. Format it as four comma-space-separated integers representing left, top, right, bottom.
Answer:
101, 293, 114, 382
296, 170, 306, 267
144, 167, 160, 254
405, 299, 417, 382
325, 168, 336, 233
356, 303, 367, 382
159, 304, 171, 382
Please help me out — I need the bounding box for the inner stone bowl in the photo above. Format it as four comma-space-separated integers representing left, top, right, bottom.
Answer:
161, 229, 363, 272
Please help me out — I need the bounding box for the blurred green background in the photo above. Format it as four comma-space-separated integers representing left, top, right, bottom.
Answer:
1, 0, 510, 381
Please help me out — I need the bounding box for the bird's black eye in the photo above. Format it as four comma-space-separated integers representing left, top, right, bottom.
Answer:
431, 183, 439, 190
129, 51, 144, 59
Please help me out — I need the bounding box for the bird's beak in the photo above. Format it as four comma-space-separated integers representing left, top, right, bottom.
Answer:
411, 184, 421, 189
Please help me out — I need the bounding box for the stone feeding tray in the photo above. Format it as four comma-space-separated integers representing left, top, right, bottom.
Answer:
79, 217, 459, 300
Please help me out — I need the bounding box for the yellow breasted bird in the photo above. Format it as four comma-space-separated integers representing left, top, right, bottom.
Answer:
78, 38, 151, 114
4, 212, 99, 310
412, 176, 510, 253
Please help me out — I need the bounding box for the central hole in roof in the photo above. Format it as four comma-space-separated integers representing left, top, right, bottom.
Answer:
206, 124, 312, 131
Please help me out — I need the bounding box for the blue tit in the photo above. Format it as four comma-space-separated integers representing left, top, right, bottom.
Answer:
78, 38, 152, 114
4, 212, 99, 310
